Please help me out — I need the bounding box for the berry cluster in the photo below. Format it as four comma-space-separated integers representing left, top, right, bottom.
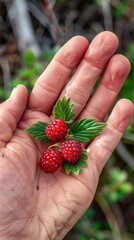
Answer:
26, 96, 106, 175
40, 119, 82, 173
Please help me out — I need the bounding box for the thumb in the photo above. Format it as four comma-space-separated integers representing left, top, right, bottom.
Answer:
0, 85, 28, 147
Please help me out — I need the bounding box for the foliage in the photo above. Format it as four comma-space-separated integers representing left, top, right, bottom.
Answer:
42, 46, 60, 62
74, 208, 110, 240
26, 96, 106, 175
68, 118, 106, 142
99, 166, 133, 203
65, 163, 133, 240
53, 96, 76, 125
120, 43, 134, 103
0, 41, 133, 240
0, 0, 134, 239
0, 46, 59, 100
25, 121, 50, 143
123, 118, 134, 145
62, 149, 88, 175
113, 0, 128, 18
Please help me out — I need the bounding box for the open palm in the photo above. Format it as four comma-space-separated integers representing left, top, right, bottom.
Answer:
0, 32, 133, 240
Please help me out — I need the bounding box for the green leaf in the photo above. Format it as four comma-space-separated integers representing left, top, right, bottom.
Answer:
53, 96, 76, 125
62, 149, 88, 175
109, 168, 127, 182
68, 118, 106, 142
23, 49, 35, 67
25, 121, 50, 143
119, 182, 133, 194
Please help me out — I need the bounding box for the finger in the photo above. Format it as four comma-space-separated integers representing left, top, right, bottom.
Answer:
0, 85, 28, 146
28, 36, 89, 114
70, 99, 133, 218
80, 54, 131, 120
87, 99, 134, 175
59, 31, 119, 116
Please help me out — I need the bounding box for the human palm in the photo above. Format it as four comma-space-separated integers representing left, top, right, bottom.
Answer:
0, 32, 133, 240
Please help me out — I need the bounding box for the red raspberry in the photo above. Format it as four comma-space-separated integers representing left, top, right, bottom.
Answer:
39, 148, 63, 173
46, 119, 68, 142
61, 139, 82, 163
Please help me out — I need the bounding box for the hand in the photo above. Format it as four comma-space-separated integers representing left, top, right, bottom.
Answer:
0, 31, 133, 240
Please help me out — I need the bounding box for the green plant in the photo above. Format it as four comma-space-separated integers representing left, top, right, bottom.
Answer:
65, 162, 133, 240
0, 44, 133, 240
0, 46, 60, 101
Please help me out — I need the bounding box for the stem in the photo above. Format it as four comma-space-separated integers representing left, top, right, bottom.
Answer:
48, 142, 61, 148
40, 0, 64, 45
95, 192, 123, 240
101, 0, 113, 31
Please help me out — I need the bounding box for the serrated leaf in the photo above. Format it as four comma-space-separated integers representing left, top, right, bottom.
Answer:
68, 118, 106, 142
62, 149, 88, 175
25, 121, 50, 143
23, 49, 35, 66
53, 96, 76, 125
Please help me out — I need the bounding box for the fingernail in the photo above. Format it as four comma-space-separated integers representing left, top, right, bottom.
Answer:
10, 87, 17, 98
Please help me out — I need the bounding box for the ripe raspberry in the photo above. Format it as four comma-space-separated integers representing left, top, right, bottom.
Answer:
46, 119, 68, 142
61, 139, 82, 163
39, 148, 63, 173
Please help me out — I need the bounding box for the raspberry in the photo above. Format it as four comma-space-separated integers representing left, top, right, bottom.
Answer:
39, 148, 63, 173
46, 119, 68, 142
61, 139, 82, 163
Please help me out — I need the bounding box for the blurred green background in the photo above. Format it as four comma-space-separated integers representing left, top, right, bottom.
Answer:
0, 0, 134, 239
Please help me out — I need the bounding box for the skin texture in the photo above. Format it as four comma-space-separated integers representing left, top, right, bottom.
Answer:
0, 31, 133, 240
